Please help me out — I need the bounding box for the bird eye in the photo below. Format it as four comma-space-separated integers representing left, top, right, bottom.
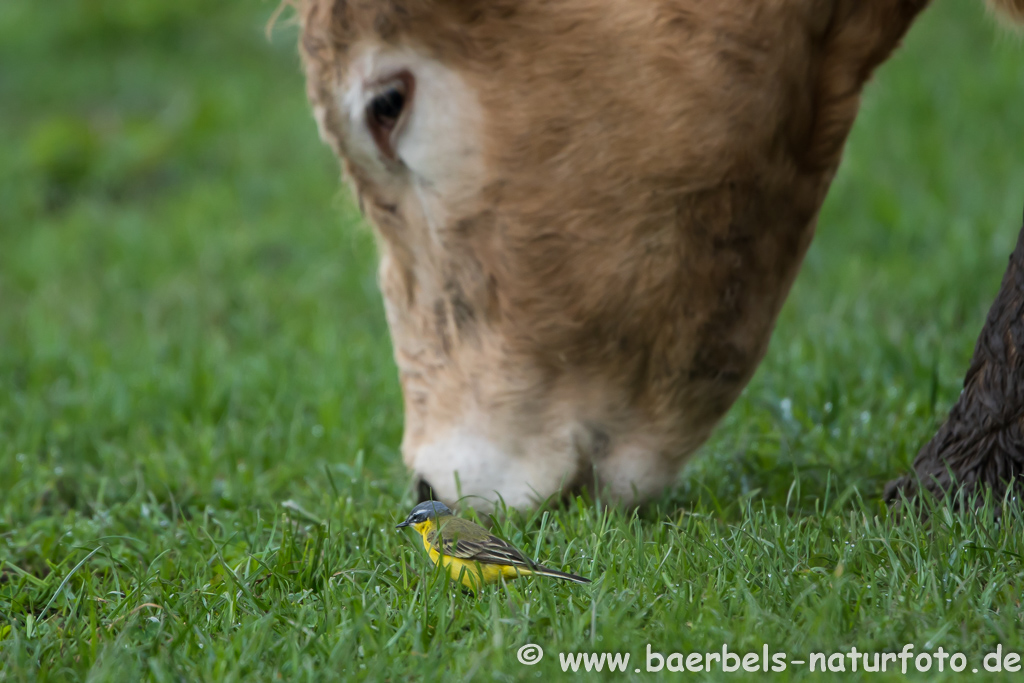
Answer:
365, 72, 413, 160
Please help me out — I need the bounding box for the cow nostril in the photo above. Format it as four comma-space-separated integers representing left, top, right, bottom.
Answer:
417, 478, 436, 503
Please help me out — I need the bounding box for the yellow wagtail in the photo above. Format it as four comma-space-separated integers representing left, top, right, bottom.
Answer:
395, 501, 591, 590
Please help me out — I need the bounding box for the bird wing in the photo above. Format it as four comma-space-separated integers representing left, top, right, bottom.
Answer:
428, 520, 536, 569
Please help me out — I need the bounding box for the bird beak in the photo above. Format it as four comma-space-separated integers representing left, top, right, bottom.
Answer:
395, 520, 410, 529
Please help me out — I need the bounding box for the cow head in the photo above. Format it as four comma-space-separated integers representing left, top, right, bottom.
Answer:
296, 0, 930, 510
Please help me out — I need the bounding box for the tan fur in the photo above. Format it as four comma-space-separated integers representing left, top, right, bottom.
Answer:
989, 0, 1024, 23
295, 0, 1014, 510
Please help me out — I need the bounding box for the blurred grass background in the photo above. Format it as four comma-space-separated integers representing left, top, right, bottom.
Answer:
0, 0, 1022, 680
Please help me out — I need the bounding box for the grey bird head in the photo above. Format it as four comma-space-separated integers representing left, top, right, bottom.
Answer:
395, 500, 454, 529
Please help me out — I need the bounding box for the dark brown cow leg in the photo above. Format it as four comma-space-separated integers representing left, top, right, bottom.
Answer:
885, 210, 1024, 507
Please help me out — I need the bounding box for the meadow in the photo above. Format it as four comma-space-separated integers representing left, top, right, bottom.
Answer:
1, 1, 1023, 680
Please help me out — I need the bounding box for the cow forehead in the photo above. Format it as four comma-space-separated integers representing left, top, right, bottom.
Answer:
302, 0, 808, 201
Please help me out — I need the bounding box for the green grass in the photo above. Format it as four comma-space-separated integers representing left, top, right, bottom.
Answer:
1, 0, 1023, 680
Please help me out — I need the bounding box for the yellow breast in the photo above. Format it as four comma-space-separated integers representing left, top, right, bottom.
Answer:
414, 521, 529, 590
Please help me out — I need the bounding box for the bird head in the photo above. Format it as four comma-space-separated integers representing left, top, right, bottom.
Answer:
395, 500, 454, 530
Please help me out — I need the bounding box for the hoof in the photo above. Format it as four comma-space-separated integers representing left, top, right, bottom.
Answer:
888, 211, 1024, 509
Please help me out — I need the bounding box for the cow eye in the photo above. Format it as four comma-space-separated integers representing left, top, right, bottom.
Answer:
366, 73, 413, 160
369, 86, 405, 131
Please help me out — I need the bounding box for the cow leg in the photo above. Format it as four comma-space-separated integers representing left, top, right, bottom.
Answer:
885, 208, 1024, 507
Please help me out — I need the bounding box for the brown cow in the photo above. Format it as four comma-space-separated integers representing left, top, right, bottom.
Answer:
293, 0, 1024, 511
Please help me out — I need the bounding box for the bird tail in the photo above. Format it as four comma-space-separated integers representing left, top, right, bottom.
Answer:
529, 565, 591, 585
